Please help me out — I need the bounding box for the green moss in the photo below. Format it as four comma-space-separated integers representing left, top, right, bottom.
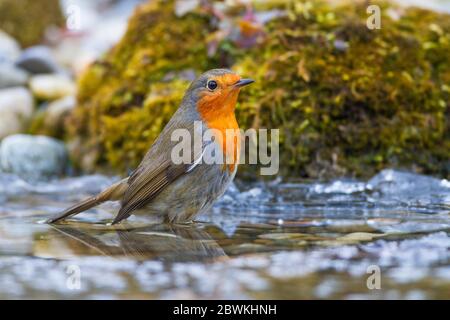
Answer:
0, 0, 64, 47
68, 0, 450, 178
236, 1, 450, 178
101, 80, 189, 170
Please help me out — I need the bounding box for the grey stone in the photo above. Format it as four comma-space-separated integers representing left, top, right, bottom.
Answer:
15, 46, 60, 74
44, 95, 76, 129
0, 63, 29, 88
0, 30, 21, 64
0, 134, 68, 180
0, 87, 34, 139
29, 74, 75, 100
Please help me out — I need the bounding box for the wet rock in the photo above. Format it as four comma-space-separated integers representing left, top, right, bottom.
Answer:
16, 46, 60, 74
0, 87, 34, 139
336, 232, 386, 242
258, 233, 317, 240
0, 134, 68, 179
0, 63, 29, 88
29, 74, 75, 100
0, 30, 21, 63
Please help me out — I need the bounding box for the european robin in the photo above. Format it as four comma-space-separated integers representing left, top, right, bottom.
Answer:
47, 69, 253, 225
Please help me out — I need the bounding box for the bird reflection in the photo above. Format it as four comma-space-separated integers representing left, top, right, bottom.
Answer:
38, 223, 227, 262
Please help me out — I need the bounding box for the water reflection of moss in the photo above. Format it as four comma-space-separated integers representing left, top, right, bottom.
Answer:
0, 0, 64, 47
68, 0, 450, 178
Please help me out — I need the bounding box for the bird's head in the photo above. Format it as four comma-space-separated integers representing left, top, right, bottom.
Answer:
184, 69, 254, 120
182, 69, 253, 170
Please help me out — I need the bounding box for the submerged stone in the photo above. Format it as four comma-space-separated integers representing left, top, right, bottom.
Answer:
336, 232, 386, 242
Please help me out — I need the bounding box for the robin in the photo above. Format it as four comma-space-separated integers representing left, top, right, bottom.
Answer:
47, 69, 253, 225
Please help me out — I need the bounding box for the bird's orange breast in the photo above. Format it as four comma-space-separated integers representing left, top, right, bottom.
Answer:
197, 83, 241, 172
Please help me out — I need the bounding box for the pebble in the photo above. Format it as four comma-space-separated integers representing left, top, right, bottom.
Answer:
0, 134, 68, 179
0, 63, 29, 88
0, 87, 34, 139
0, 31, 21, 63
336, 232, 386, 242
44, 95, 76, 129
29, 74, 75, 100
15, 46, 60, 74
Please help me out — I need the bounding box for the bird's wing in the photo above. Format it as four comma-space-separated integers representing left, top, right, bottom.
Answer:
111, 146, 205, 225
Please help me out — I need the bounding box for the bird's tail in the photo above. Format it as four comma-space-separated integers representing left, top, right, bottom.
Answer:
46, 178, 128, 224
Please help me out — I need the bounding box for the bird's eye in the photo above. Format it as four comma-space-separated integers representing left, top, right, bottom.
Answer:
207, 80, 218, 90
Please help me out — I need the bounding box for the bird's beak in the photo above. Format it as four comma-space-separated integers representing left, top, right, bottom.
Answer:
234, 78, 254, 88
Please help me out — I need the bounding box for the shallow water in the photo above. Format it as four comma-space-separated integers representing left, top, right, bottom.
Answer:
0, 169, 449, 299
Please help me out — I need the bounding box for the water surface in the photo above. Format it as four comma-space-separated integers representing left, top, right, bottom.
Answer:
0, 169, 449, 299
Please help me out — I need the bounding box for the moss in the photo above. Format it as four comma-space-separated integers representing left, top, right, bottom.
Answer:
68, 0, 450, 178
0, 0, 65, 47
236, 1, 450, 178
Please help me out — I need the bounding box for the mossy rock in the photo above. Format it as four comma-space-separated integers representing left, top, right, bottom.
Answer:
68, 0, 450, 179
68, 0, 219, 172
0, 0, 65, 47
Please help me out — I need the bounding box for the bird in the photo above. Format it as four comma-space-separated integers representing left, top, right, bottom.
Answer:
47, 69, 253, 225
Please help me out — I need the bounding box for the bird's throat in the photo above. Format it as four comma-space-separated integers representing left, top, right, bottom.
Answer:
197, 91, 241, 172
